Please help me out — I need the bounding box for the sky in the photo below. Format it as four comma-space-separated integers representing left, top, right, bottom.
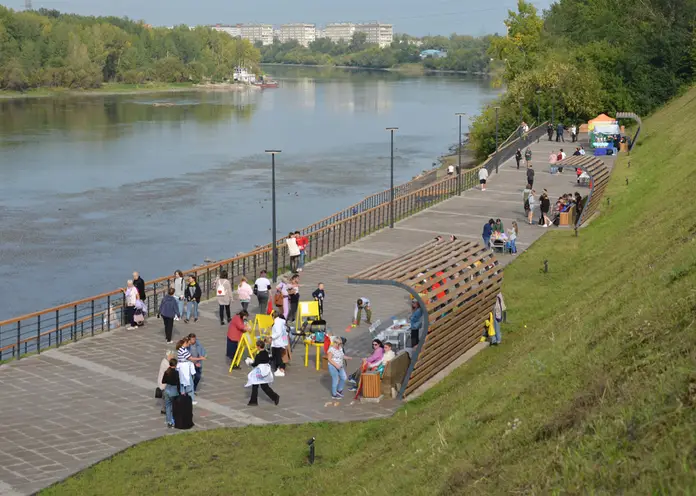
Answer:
4, 0, 554, 36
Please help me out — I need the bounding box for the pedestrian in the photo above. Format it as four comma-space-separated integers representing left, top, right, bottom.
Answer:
482, 218, 494, 249
286, 233, 301, 272
132, 271, 146, 301
515, 148, 522, 170
287, 273, 300, 323
493, 292, 506, 345
157, 350, 175, 415
214, 270, 233, 325
275, 277, 290, 319
507, 222, 519, 254
184, 274, 201, 323
556, 122, 565, 142
548, 150, 557, 172
312, 282, 325, 317
547, 122, 553, 141
526, 164, 535, 188
524, 147, 532, 167
410, 300, 423, 347
253, 270, 272, 315
245, 339, 280, 406
527, 189, 537, 225
478, 167, 488, 191
161, 358, 180, 428
295, 230, 309, 272
447, 164, 454, 175
122, 280, 140, 330
176, 349, 197, 405
541, 189, 552, 227
172, 270, 186, 319
227, 310, 249, 368
523, 183, 532, 216
570, 124, 577, 142
558, 148, 566, 173
237, 276, 253, 312
271, 310, 289, 377
158, 287, 180, 344
188, 333, 207, 392
579, 145, 586, 156
353, 298, 372, 326
327, 336, 350, 400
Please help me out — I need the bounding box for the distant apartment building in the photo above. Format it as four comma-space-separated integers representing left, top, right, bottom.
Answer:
240, 24, 273, 45
212, 24, 241, 37
315, 28, 326, 39
356, 23, 393, 48
324, 22, 356, 43
279, 23, 316, 47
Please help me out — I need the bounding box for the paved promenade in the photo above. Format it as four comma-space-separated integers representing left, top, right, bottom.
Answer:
0, 134, 603, 495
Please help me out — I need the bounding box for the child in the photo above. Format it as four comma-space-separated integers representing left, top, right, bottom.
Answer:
312, 282, 325, 317
245, 339, 280, 406
353, 298, 372, 326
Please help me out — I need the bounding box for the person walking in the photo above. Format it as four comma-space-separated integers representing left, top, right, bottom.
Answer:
158, 288, 180, 344
184, 275, 201, 323
527, 189, 537, 225
253, 270, 272, 315
122, 280, 140, 330
286, 233, 301, 272
227, 310, 249, 367
275, 277, 290, 319
547, 122, 553, 141
526, 164, 535, 188
515, 148, 522, 170
295, 230, 309, 272
478, 167, 488, 191
492, 293, 506, 345
523, 183, 532, 217
245, 339, 280, 406
482, 218, 494, 249
160, 358, 180, 428
540, 190, 552, 227
172, 270, 186, 319
271, 311, 289, 377
556, 122, 565, 142
188, 333, 207, 392
237, 277, 253, 312
409, 300, 424, 347
548, 150, 557, 172
507, 222, 519, 254
524, 147, 532, 168
214, 270, 233, 325
353, 298, 372, 326
327, 336, 349, 400
570, 124, 578, 142
287, 273, 300, 323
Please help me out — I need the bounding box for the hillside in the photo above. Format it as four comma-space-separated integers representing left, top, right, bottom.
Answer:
42, 87, 696, 494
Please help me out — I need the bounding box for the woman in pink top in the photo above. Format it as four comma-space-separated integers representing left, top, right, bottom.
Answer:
237, 277, 253, 312
347, 339, 384, 386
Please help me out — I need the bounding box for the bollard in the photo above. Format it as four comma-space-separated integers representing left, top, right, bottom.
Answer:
626, 178, 629, 185
628, 160, 631, 168
307, 437, 316, 465
574, 226, 578, 237
543, 260, 549, 273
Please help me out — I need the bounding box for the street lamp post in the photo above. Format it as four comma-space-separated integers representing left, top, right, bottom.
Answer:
455, 113, 466, 195
494, 106, 500, 173
518, 98, 523, 137
551, 88, 556, 127
265, 149, 281, 282
386, 127, 398, 228
535, 89, 542, 123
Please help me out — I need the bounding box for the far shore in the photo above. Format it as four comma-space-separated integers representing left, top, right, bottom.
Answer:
260, 62, 490, 76
0, 82, 258, 101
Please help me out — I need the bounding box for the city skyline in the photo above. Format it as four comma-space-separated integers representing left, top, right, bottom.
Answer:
2, 0, 554, 36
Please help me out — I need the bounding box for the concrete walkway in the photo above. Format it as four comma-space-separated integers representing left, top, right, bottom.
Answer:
0, 134, 610, 495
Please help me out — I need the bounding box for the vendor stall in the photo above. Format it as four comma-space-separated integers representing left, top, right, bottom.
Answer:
587, 114, 621, 151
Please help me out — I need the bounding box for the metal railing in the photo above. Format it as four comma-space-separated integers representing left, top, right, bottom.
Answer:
1, 125, 541, 362
483, 122, 549, 174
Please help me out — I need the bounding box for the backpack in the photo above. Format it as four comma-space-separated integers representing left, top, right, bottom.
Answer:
216, 281, 226, 297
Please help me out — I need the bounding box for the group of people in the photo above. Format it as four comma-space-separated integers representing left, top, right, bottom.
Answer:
523, 186, 554, 227
285, 231, 309, 273
482, 218, 519, 253
515, 147, 533, 170
547, 122, 579, 143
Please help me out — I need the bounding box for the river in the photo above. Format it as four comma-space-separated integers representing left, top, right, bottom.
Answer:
0, 66, 500, 320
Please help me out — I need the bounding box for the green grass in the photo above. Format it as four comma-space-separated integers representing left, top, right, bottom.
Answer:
0, 82, 196, 99
41, 87, 696, 495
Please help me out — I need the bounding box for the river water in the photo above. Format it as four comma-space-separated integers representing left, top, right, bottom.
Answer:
0, 66, 500, 320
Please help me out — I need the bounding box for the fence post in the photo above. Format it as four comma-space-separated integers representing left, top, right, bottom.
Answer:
91, 300, 95, 336
15, 321, 21, 360
37, 314, 41, 354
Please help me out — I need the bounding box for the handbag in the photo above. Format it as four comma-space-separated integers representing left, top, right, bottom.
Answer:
155, 387, 163, 399
274, 292, 284, 307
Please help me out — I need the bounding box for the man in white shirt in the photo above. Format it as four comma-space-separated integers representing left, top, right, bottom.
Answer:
285, 233, 301, 272
478, 167, 489, 191
254, 270, 272, 314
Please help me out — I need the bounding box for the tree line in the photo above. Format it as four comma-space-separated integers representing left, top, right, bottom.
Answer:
259, 32, 492, 73
0, 6, 260, 91
468, 0, 696, 159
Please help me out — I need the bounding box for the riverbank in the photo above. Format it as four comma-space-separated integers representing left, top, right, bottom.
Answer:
0, 82, 256, 100
261, 62, 489, 76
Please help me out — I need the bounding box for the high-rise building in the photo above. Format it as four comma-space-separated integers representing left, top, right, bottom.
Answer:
212, 24, 242, 37
324, 23, 356, 43
240, 24, 274, 46
356, 23, 393, 48
279, 23, 316, 47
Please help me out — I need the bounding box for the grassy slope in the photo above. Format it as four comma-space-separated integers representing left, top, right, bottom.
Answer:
43, 88, 696, 496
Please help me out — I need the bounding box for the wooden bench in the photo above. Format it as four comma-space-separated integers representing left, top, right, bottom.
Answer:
559, 205, 576, 226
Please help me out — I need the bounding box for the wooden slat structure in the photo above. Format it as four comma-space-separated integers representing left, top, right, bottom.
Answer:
348, 239, 503, 398
557, 155, 611, 227
616, 111, 642, 151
